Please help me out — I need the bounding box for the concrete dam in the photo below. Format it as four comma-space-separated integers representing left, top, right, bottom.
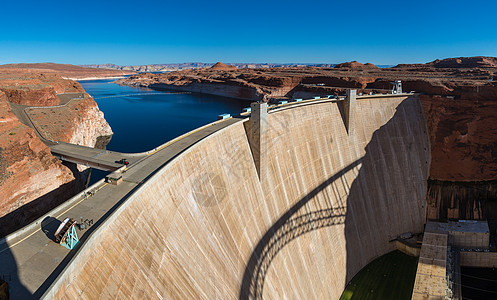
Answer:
41, 93, 430, 299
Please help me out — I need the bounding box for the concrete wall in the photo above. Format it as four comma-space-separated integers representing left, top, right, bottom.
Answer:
451, 231, 489, 249
44, 95, 430, 299
460, 252, 497, 268
394, 240, 421, 257
412, 232, 448, 299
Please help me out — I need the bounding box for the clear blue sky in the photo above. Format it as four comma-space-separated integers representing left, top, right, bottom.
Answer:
1, 0, 496, 65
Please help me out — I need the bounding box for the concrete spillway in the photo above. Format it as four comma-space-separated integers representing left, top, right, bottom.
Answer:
43, 94, 430, 299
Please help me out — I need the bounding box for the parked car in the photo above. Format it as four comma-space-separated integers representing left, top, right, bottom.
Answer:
118, 158, 129, 165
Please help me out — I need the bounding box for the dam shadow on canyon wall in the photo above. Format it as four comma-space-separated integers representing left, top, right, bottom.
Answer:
40, 94, 430, 299
240, 96, 430, 299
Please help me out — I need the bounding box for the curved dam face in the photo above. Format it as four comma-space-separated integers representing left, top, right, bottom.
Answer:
45, 95, 430, 299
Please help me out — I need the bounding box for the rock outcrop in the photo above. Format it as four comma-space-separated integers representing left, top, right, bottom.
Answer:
0, 67, 113, 236
209, 62, 237, 71
334, 61, 379, 69
397, 56, 497, 69
0, 71, 84, 106
420, 95, 497, 181
27, 97, 113, 147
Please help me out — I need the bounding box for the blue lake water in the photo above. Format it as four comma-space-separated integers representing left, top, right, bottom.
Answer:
80, 79, 249, 153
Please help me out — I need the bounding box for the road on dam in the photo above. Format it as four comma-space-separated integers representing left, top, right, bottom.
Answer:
1, 93, 335, 297
0, 113, 242, 298
0, 92, 430, 299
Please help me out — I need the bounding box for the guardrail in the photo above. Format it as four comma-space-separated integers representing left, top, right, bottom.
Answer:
123, 116, 236, 157
0, 165, 126, 251
239, 92, 414, 116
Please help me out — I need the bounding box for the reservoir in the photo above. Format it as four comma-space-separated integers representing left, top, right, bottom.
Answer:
80, 79, 248, 153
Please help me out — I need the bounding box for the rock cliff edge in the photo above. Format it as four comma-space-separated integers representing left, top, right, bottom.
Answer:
0, 66, 113, 236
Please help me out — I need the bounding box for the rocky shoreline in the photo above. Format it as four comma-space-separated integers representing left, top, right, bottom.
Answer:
117, 58, 497, 102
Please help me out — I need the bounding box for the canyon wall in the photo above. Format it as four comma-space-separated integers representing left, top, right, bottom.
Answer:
45, 95, 430, 299
420, 94, 497, 220
0, 91, 75, 236
420, 95, 497, 181
0, 70, 113, 236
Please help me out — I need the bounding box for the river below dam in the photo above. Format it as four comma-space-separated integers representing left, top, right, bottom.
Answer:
80, 79, 248, 153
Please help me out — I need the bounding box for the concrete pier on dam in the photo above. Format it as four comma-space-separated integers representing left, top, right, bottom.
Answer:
5, 92, 431, 299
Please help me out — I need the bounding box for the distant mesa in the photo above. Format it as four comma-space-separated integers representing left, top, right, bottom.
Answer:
334, 61, 379, 69
395, 56, 497, 69
0, 62, 135, 80
209, 62, 237, 71
430, 56, 497, 68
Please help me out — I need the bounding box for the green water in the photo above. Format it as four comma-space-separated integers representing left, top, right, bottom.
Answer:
340, 250, 418, 300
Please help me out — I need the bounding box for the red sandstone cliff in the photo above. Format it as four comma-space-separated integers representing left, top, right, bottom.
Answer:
0, 68, 113, 236
420, 95, 497, 181
27, 96, 113, 147
0, 90, 74, 209
0, 71, 83, 106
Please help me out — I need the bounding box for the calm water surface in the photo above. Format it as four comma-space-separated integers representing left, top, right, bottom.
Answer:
80, 79, 248, 153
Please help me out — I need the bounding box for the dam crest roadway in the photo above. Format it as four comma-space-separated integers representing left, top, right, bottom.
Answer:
0, 91, 431, 299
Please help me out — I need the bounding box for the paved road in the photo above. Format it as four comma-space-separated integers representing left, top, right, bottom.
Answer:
56, 93, 87, 105
49, 143, 141, 171
0, 116, 243, 298
8, 93, 87, 145
8, 92, 131, 168
0, 93, 349, 298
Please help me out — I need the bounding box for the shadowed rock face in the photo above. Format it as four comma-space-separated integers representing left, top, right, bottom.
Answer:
44, 95, 430, 299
